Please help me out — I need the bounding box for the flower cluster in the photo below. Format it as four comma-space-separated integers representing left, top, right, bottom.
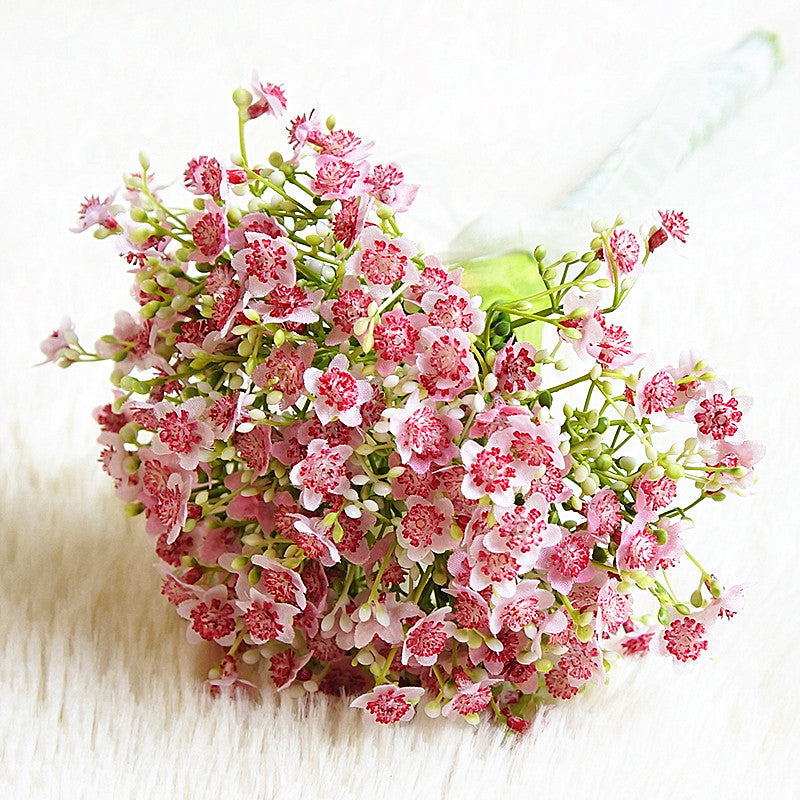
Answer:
44, 78, 761, 731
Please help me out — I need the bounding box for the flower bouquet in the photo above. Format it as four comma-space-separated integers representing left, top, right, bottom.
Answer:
43, 76, 762, 730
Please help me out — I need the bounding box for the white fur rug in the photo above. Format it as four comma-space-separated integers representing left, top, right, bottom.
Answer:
3, 2, 800, 798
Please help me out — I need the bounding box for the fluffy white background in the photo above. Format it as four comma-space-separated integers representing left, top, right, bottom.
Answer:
2, 2, 799, 797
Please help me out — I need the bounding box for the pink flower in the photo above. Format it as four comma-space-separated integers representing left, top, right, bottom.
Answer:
483, 496, 560, 570
138, 449, 195, 544
655, 613, 712, 666
365, 162, 418, 212
492, 340, 541, 394
304, 353, 373, 427
252, 342, 316, 411
231, 232, 297, 297
236, 589, 298, 645
594, 580, 632, 638
40, 317, 77, 363
586, 314, 639, 369
441, 670, 502, 720
488, 580, 556, 636
249, 555, 308, 609
351, 684, 425, 725
183, 155, 224, 198
320, 276, 373, 345
405, 256, 461, 304
384, 392, 461, 473
586, 488, 623, 542
606, 228, 641, 277
559, 289, 605, 361
350, 593, 418, 649
421, 285, 486, 335
468, 535, 521, 597
150, 397, 214, 470
402, 607, 456, 667
346, 228, 418, 297
658, 209, 690, 243
460, 439, 521, 506
318, 129, 373, 163
372, 308, 424, 377
332, 196, 370, 249
206, 655, 259, 699
186, 198, 227, 262
247, 75, 287, 119
288, 515, 341, 567
689, 384, 749, 443
635, 367, 678, 418
228, 212, 287, 250
71, 194, 121, 233
704, 439, 765, 493
416, 326, 478, 401
250, 284, 324, 325
268, 648, 311, 691
309, 155, 367, 201
232, 424, 272, 477
289, 438, 353, 511
536, 529, 595, 595
444, 583, 490, 631
396, 496, 455, 563
179, 584, 239, 647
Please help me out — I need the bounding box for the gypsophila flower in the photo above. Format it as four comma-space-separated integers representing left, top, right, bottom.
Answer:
44, 78, 760, 732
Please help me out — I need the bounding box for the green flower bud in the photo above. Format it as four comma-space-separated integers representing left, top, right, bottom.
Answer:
562, 250, 578, 263
140, 300, 161, 319
619, 455, 636, 473
268, 151, 284, 168
584, 259, 602, 275
657, 606, 670, 626
665, 462, 684, 480
595, 453, 613, 472
675, 603, 691, 616
537, 390, 552, 408
124, 502, 144, 516
591, 218, 607, 233
533, 245, 547, 262
690, 590, 704, 608
232, 87, 253, 108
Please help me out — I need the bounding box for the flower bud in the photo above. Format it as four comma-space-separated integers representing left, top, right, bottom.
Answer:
232, 87, 253, 108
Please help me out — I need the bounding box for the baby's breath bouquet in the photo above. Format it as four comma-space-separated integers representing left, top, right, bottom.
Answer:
43, 77, 761, 730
